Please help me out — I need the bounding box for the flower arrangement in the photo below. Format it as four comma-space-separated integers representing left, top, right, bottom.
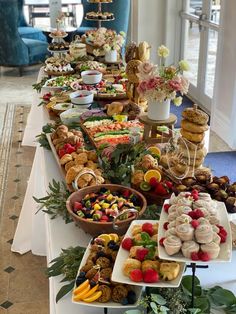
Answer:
83, 28, 126, 56
137, 45, 190, 106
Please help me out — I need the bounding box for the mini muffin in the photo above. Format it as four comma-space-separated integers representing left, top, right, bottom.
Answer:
97, 285, 112, 303
96, 257, 111, 269
112, 284, 128, 303
122, 258, 141, 276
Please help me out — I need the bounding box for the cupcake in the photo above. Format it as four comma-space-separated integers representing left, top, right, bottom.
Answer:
163, 236, 182, 256
195, 224, 213, 244
181, 240, 200, 258
176, 223, 194, 241
176, 214, 192, 226
201, 242, 220, 259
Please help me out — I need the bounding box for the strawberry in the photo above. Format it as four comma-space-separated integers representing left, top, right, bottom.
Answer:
163, 204, 170, 213
136, 248, 149, 261
217, 225, 227, 237
74, 202, 83, 211
129, 269, 143, 282
198, 251, 211, 262
191, 220, 200, 229
100, 215, 109, 222
143, 269, 159, 283
163, 222, 169, 230
121, 237, 133, 251
58, 148, 66, 158
219, 232, 227, 243
194, 209, 205, 219
149, 177, 159, 188
165, 181, 173, 189
191, 252, 199, 261
123, 189, 131, 198
64, 143, 76, 154
142, 222, 154, 236
159, 237, 165, 247
155, 183, 168, 196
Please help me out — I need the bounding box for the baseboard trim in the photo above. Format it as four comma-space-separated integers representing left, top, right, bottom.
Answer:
211, 108, 232, 148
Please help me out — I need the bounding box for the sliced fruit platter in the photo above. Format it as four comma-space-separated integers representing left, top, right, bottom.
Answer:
111, 220, 185, 287
43, 75, 79, 92
80, 115, 143, 148
47, 125, 105, 191
72, 233, 142, 307
158, 190, 232, 263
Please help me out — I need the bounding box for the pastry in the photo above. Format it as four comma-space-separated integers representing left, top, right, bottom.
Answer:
65, 165, 83, 184
181, 240, 200, 258
159, 262, 180, 281
141, 260, 160, 272
195, 224, 213, 244
180, 129, 205, 143
129, 246, 143, 258
131, 225, 142, 236
107, 102, 124, 116
75, 152, 88, 165
87, 150, 98, 162
176, 214, 192, 226
64, 160, 75, 172
182, 105, 209, 125
97, 285, 112, 303
122, 258, 141, 276
112, 285, 128, 303
201, 242, 220, 259
163, 236, 182, 256
175, 223, 194, 241
181, 119, 209, 133
60, 154, 73, 165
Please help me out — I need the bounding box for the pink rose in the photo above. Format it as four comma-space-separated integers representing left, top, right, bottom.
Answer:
146, 78, 157, 90
169, 80, 181, 91
137, 80, 148, 94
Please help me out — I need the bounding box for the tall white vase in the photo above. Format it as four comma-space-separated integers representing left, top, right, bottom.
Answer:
147, 99, 170, 120
105, 50, 118, 63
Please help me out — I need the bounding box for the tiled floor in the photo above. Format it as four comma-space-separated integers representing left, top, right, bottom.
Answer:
0, 65, 232, 313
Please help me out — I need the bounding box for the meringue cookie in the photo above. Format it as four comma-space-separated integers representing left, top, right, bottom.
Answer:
165, 227, 177, 237
176, 223, 194, 241
168, 212, 179, 222
181, 240, 200, 259
198, 193, 212, 202
212, 232, 221, 245
176, 214, 192, 226
201, 242, 220, 259
163, 236, 182, 256
176, 205, 192, 216
195, 224, 213, 244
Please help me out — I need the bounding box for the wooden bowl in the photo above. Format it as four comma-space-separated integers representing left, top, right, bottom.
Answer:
66, 184, 147, 236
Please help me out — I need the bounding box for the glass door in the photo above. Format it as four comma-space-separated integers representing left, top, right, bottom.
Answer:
180, 0, 221, 112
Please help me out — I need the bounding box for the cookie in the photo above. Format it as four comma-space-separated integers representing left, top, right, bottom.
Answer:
96, 257, 111, 269
97, 285, 112, 303
112, 284, 128, 303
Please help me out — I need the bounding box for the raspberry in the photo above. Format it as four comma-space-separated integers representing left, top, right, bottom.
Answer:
191, 252, 199, 261
121, 237, 133, 251
129, 269, 143, 282
194, 209, 205, 219
219, 232, 227, 243
159, 237, 165, 247
188, 211, 197, 219
136, 248, 149, 261
143, 269, 159, 283
218, 226, 227, 237
163, 204, 170, 213
149, 177, 159, 188
192, 194, 199, 201
163, 222, 169, 230
142, 222, 154, 236
198, 251, 211, 262
191, 220, 200, 229
191, 189, 199, 196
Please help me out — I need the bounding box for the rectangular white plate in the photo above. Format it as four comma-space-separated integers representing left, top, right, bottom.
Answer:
111, 220, 186, 288
72, 239, 143, 308
158, 201, 232, 263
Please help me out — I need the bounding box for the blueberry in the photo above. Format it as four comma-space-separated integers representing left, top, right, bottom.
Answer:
79, 271, 86, 277
90, 280, 97, 288
108, 217, 114, 222
96, 251, 107, 258
112, 244, 119, 251
127, 290, 137, 304
76, 277, 86, 286
84, 212, 93, 218
121, 298, 129, 305
100, 188, 108, 193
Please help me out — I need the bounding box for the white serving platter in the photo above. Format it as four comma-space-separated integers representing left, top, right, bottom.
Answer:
72, 239, 143, 308
111, 220, 186, 288
158, 200, 232, 263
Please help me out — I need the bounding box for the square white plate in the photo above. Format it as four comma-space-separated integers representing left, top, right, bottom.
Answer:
111, 220, 186, 287
158, 201, 232, 263
72, 239, 143, 308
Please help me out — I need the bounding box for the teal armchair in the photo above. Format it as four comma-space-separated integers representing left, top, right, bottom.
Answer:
76, 0, 130, 36
0, 0, 48, 76
17, 0, 47, 42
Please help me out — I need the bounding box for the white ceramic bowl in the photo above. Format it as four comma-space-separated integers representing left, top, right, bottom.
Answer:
70, 90, 94, 105
60, 108, 86, 125
81, 70, 102, 85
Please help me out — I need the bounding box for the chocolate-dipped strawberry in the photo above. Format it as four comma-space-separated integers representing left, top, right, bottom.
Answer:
225, 197, 236, 213
213, 190, 228, 202
213, 176, 229, 189
182, 177, 196, 187
206, 182, 220, 195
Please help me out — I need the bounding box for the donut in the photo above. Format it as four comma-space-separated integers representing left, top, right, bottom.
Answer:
126, 59, 142, 83
180, 129, 205, 143
178, 138, 205, 151
181, 119, 209, 133
182, 105, 209, 125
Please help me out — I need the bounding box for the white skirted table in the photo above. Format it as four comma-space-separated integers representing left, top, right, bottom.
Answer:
11, 69, 236, 313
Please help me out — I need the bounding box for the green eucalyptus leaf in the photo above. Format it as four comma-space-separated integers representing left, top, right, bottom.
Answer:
151, 294, 166, 306
208, 287, 236, 307
56, 281, 75, 303
181, 275, 201, 296
194, 296, 210, 314
150, 301, 159, 313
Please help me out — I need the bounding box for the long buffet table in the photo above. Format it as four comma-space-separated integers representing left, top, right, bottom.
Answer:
11, 69, 236, 313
